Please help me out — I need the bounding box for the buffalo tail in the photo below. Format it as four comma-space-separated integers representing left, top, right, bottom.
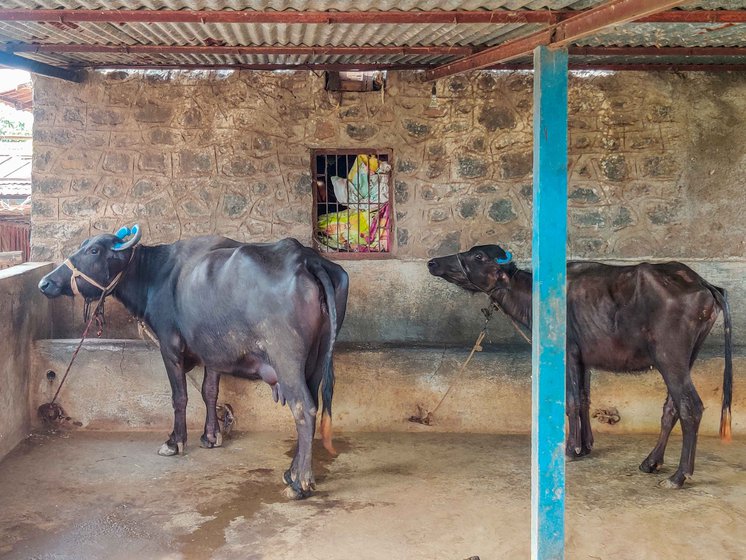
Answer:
310, 262, 339, 455
708, 284, 733, 442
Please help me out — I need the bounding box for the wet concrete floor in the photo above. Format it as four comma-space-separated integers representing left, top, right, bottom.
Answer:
1, 430, 745, 559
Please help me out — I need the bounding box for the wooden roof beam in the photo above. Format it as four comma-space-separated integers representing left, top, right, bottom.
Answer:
14, 44, 746, 59
0, 51, 83, 82
423, 0, 689, 81
491, 62, 746, 72
0, 8, 744, 25
10, 44, 473, 57
569, 46, 746, 57
78, 63, 427, 71
0, 8, 552, 24
77, 62, 746, 72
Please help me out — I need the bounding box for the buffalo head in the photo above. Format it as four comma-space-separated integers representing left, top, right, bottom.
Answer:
427, 244, 516, 293
38, 225, 142, 299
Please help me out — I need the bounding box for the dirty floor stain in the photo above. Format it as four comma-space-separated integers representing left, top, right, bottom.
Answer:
1, 431, 746, 559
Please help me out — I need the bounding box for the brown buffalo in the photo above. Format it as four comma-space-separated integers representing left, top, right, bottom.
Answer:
428, 244, 732, 488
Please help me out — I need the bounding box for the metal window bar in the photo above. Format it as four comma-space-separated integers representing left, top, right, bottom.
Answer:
313, 149, 392, 258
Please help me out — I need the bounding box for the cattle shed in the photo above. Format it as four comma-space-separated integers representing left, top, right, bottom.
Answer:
1, 2, 746, 559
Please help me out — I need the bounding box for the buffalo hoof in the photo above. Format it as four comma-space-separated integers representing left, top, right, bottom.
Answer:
283, 482, 312, 500
639, 459, 662, 474
565, 446, 590, 460
659, 472, 689, 489
157, 441, 184, 456
283, 485, 304, 500
200, 433, 223, 449
282, 469, 315, 499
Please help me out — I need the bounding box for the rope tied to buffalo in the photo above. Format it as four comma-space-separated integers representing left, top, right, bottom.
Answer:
37, 292, 107, 425
409, 305, 489, 425
37, 249, 137, 425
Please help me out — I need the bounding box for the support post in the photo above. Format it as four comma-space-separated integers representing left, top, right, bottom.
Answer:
531, 45, 568, 560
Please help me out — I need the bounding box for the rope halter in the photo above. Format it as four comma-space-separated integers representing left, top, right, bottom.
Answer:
62, 224, 142, 298
62, 247, 136, 298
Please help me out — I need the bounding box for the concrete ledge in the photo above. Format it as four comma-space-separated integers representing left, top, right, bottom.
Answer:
47, 260, 745, 350
31, 339, 744, 437
0, 262, 53, 461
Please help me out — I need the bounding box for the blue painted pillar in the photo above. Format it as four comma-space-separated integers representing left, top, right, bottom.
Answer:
531, 45, 568, 560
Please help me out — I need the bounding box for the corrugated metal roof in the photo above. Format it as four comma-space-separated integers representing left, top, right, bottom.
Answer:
0, 143, 31, 199
0, 1, 601, 9
0, 1, 744, 71
0, 180, 31, 199
0, 139, 31, 173
578, 22, 746, 47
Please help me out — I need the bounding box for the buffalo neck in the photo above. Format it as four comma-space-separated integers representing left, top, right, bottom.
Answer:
491, 269, 533, 330
113, 244, 170, 320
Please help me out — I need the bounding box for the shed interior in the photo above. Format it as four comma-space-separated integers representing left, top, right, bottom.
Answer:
1, 2, 746, 558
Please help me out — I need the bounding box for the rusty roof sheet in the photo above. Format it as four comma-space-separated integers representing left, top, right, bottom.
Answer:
0, 82, 32, 111
0, 180, 31, 199
0, 1, 744, 70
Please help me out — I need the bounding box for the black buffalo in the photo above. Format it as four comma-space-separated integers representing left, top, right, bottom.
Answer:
428, 244, 732, 488
39, 226, 349, 499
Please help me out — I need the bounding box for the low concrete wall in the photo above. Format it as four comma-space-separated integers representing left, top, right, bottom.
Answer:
0, 263, 53, 460
47, 259, 742, 348
31, 340, 743, 438
29, 257, 743, 442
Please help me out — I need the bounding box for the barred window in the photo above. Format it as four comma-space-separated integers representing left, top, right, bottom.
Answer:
312, 149, 393, 256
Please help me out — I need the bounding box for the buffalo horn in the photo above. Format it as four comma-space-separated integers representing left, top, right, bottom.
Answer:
113, 224, 142, 251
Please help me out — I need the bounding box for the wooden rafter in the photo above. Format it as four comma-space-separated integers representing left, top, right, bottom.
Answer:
491, 62, 746, 72
568, 46, 746, 57
73, 62, 746, 73
423, 0, 690, 81
76, 63, 428, 71
12, 44, 746, 59
10, 45, 474, 56
0, 8, 744, 24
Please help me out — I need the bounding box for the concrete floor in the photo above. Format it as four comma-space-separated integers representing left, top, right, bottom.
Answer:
1, 431, 745, 560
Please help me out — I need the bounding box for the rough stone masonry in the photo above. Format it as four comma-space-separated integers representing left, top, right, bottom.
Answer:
31, 70, 746, 263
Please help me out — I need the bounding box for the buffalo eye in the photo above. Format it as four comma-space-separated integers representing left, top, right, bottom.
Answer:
90, 247, 99, 255
474, 253, 483, 261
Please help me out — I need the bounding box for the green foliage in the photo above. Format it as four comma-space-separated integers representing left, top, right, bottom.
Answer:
0, 103, 32, 137
0, 116, 30, 136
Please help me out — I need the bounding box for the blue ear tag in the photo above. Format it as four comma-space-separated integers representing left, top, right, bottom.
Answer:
113, 226, 131, 249
495, 250, 512, 265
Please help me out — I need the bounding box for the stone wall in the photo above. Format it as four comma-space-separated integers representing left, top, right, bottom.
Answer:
30, 69, 746, 344
31, 69, 746, 262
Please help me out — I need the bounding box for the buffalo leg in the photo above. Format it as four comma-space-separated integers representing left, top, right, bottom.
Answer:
640, 392, 679, 473
281, 348, 328, 489
159, 348, 189, 456
565, 347, 584, 458
283, 386, 317, 500
580, 367, 594, 455
200, 367, 222, 449
304, 336, 329, 443
656, 362, 703, 488
663, 379, 703, 488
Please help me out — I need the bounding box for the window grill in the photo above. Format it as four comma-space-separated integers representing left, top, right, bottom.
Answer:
312, 149, 393, 257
